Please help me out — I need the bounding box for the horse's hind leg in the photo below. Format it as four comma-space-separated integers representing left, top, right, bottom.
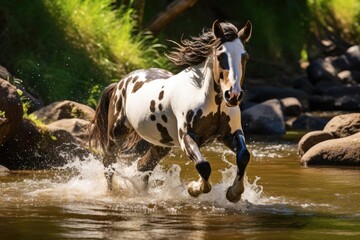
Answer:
137, 144, 170, 181
103, 140, 120, 190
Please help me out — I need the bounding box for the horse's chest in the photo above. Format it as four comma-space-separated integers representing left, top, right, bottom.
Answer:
186, 108, 232, 145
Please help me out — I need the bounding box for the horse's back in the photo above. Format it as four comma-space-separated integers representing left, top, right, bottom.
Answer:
116, 68, 180, 147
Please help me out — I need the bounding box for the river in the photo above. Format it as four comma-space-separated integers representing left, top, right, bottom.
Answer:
1, 137, 359, 239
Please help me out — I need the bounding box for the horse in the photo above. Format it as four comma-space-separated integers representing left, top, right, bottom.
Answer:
89, 20, 252, 202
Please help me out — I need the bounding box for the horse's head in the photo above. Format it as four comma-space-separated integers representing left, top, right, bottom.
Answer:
212, 20, 252, 107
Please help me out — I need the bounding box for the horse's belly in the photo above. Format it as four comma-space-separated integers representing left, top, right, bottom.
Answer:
136, 118, 180, 147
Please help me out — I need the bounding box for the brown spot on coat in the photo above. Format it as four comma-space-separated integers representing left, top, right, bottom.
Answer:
158, 90, 164, 100
132, 76, 139, 83
150, 100, 156, 112
156, 123, 174, 145
116, 96, 123, 112
132, 81, 144, 93
161, 115, 168, 123
158, 103, 163, 111
150, 114, 156, 121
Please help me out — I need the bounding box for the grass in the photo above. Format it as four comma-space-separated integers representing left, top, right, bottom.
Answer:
0, 0, 171, 106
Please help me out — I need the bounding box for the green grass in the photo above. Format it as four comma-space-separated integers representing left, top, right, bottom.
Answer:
0, 0, 171, 106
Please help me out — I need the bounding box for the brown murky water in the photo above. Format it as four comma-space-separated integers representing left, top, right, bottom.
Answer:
1, 138, 359, 239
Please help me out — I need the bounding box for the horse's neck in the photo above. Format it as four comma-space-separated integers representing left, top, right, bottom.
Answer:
187, 58, 215, 96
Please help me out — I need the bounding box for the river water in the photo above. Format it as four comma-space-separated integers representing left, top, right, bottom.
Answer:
1, 138, 359, 239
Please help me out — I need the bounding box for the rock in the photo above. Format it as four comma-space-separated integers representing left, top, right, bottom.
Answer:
246, 86, 309, 110
337, 70, 360, 84
0, 119, 90, 170
0, 165, 10, 176
33, 100, 95, 124
297, 130, 334, 157
0, 66, 12, 80
308, 95, 335, 111
0, 78, 23, 145
292, 77, 315, 94
344, 45, 360, 70
242, 99, 286, 135
47, 118, 90, 143
306, 58, 338, 84
323, 113, 360, 138
292, 114, 328, 131
280, 97, 302, 116
300, 132, 360, 166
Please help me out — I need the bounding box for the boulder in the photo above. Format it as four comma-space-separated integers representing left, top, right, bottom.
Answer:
245, 86, 309, 110
300, 132, 360, 166
0, 165, 10, 176
0, 78, 23, 145
47, 118, 90, 143
292, 77, 315, 94
323, 113, 360, 138
291, 114, 328, 131
306, 58, 338, 84
242, 99, 286, 135
33, 100, 95, 124
344, 44, 360, 70
0, 119, 90, 170
337, 70, 360, 84
280, 97, 302, 116
297, 130, 334, 157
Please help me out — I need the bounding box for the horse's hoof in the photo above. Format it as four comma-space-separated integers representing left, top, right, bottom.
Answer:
226, 187, 242, 203
188, 181, 211, 197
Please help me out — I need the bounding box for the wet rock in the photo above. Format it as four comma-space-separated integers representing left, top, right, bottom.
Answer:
291, 114, 328, 131
323, 113, 360, 138
0, 119, 90, 170
242, 99, 285, 135
300, 132, 360, 166
292, 77, 315, 94
337, 70, 360, 84
306, 58, 338, 84
33, 100, 95, 124
0, 78, 23, 145
308, 95, 335, 111
297, 130, 334, 157
0, 165, 10, 176
344, 44, 360, 69
245, 86, 309, 110
280, 97, 302, 116
47, 118, 90, 144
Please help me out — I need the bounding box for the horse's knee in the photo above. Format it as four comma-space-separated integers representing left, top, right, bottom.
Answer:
195, 161, 211, 181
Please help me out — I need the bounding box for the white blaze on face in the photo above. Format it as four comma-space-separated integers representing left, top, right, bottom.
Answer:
221, 38, 246, 99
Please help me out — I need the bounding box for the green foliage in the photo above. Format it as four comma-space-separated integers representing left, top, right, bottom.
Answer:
307, 0, 360, 44
0, 0, 170, 104
0, 111, 5, 119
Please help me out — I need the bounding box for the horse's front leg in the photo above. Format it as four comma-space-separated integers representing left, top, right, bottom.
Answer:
181, 134, 211, 197
223, 129, 250, 202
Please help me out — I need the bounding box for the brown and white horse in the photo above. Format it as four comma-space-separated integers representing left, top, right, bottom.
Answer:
89, 20, 252, 202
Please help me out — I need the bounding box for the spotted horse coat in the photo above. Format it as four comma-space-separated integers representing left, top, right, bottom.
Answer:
90, 20, 252, 202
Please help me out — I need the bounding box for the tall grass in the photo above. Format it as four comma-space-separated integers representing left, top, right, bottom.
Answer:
0, 0, 171, 105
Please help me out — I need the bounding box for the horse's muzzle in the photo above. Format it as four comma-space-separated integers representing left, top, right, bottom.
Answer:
224, 90, 243, 106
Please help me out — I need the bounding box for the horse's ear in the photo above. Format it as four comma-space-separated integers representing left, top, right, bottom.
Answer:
238, 20, 252, 43
212, 20, 224, 39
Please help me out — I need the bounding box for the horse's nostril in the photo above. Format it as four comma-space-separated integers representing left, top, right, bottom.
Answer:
224, 90, 230, 100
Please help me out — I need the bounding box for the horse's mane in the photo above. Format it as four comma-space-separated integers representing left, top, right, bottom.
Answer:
167, 22, 239, 66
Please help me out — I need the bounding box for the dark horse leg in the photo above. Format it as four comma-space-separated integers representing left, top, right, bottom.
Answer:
103, 140, 120, 190
182, 134, 212, 197
223, 129, 250, 202
137, 144, 170, 182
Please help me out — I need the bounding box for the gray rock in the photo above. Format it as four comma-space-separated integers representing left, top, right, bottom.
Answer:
292, 114, 328, 131
300, 132, 360, 166
323, 113, 360, 138
33, 100, 95, 124
0, 78, 23, 145
242, 99, 285, 135
47, 118, 90, 143
280, 97, 302, 116
297, 130, 334, 157
337, 70, 360, 84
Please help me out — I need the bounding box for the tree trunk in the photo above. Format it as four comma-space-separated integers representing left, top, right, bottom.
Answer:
147, 0, 198, 35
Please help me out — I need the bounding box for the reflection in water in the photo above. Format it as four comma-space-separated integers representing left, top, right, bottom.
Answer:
0, 141, 360, 239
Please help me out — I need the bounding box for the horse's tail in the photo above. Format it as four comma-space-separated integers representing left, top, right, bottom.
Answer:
89, 83, 117, 152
